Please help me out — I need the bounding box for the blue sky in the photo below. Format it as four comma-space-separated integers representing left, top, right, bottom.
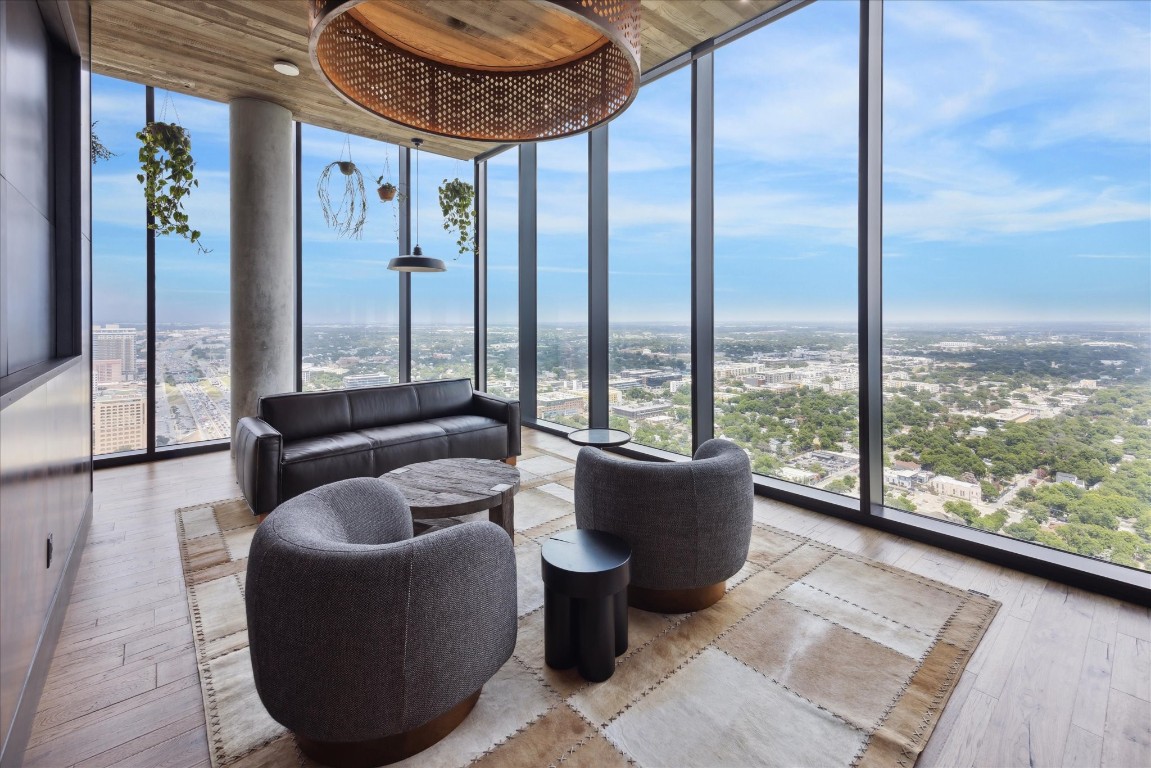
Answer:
92, 0, 1149, 328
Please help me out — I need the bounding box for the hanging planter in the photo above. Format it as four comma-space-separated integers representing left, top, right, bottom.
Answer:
438, 177, 475, 256
317, 138, 368, 239
377, 180, 398, 202
136, 120, 207, 253
375, 154, 398, 201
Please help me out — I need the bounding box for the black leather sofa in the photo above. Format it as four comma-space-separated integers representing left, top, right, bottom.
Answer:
233, 378, 520, 515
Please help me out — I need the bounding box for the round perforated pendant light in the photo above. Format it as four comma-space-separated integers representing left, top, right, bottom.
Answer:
308, 0, 641, 143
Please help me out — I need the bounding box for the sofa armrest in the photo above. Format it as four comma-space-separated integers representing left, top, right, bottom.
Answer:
471, 391, 521, 457
234, 416, 283, 515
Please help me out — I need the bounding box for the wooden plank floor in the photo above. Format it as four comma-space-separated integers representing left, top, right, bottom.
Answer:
24, 430, 1151, 767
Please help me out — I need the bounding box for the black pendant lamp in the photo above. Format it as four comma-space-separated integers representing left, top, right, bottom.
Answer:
388, 138, 445, 273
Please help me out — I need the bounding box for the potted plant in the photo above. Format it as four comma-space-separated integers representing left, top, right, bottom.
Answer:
438, 177, 475, 256
318, 155, 368, 239
136, 121, 206, 252
376, 178, 398, 202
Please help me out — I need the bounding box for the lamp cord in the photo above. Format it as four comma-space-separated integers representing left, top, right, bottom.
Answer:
414, 142, 419, 244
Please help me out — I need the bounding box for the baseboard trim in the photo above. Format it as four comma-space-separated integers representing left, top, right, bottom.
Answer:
0, 492, 93, 768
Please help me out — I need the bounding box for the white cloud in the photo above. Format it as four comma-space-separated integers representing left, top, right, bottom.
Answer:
885, 184, 1149, 242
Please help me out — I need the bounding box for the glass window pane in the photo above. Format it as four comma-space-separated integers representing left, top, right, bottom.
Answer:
486, 150, 519, 398
714, 2, 860, 492
92, 75, 147, 456
411, 152, 475, 382
301, 125, 399, 392
609, 68, 692, 454
883, 0, 1151, 570
154, 92, 230, 447
537, 136, 589, 426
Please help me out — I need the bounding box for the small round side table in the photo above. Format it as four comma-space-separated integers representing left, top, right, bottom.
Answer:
541, 529, 631, 682
567, 428, 631, 448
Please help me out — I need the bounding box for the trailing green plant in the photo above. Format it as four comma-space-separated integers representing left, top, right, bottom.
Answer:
318, 160, 368, 239
91, 121, 115, 164
136, 121, 206, 252
438, 177, 475, 256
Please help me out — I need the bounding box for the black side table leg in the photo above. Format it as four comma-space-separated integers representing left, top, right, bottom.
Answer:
613, 588, 628, 656
545, 588, 575, 669
575, 596, 616, 682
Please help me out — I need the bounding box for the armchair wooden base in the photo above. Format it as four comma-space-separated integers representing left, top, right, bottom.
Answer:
628, 582, 726, 613
294, 689, 481, 768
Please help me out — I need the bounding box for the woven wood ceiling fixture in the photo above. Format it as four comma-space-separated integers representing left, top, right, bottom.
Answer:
308, 0, 642, 143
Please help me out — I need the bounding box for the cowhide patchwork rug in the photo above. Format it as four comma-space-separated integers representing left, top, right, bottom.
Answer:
177, 457, 998, 768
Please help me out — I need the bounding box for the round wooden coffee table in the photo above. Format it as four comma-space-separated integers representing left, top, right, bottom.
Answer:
382, 458, 521, 538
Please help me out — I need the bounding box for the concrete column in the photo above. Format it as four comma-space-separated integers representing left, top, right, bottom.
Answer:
230, 98, 294, 441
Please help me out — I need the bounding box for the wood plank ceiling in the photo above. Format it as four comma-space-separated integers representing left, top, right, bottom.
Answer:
89, 0, 786, 159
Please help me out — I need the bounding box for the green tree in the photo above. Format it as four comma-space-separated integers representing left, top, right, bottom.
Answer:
943, 500, 980, 525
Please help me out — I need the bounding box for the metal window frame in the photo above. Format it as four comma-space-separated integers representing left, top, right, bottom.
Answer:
295, 121, 303, 393
145, 85, 156, 454
588, 126, 609, 428
691, 53, 715, 452
857, 0, 883, 516
398, 145, 412, 382
474, 159, 488, 391
518, 143, 538, 422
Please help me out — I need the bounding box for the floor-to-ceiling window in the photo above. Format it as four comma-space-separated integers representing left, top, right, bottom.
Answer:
713, 1, 861, 491
883, 0, 1151, 569
153, 92, 230, 447
91, 75, 147, 455
486, 149, 519, 398
300, 126, 399, 391
92, 78, 236, 454
411, 151, 475, 382
608, 68, 692, 455
536, 136, 589, 426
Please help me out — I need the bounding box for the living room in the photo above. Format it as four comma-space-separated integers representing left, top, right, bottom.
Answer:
1, 1, 1149, 766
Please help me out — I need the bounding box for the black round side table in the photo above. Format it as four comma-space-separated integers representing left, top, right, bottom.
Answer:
540, 529, 631, 682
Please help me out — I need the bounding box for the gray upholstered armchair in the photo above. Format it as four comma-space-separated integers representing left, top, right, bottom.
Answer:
245, 478, 517, 766
574, 438, 754, 613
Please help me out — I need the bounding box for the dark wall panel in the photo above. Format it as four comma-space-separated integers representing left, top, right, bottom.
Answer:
1, 0, 56, 379
0, 0, 92, 762
0, 381, 52, 739
2, 181, 54, 371
0, 0, 52, 216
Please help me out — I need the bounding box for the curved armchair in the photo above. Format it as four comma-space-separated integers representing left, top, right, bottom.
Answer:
246, 478, 517, 767
575, 438, 753, 613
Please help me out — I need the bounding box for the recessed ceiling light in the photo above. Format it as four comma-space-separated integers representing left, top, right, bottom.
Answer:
272, 60, 300, 76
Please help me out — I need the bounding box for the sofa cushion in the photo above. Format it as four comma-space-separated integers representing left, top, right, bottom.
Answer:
282, 431, 374, 465
347, 384, 420, 431
282, 449, 376, 503
424, 414, 503, 436
359, 422, 447, 448
372, 437, 453, 476
413, 379, 474, 420
261, 391, 351, 442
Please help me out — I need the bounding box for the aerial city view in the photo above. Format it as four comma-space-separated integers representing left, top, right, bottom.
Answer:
93, 319, 1150, 571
